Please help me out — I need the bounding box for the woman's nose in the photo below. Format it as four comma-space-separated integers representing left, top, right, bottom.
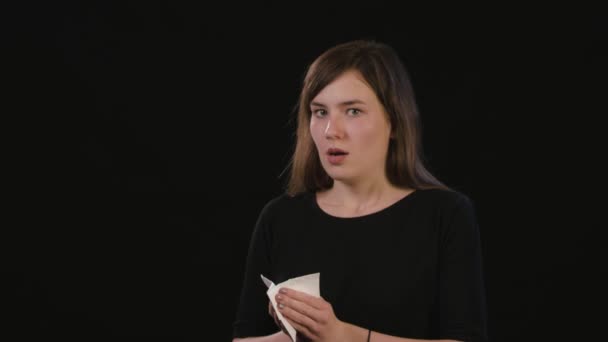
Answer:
324, 116, 345, 139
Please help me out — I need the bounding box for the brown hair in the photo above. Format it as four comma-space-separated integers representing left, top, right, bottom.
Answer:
285, 40, 449, 196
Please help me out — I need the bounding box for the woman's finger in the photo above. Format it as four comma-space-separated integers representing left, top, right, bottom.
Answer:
283, 316, 316, 340
280, 295, 323, 323
279, 303, 318, 336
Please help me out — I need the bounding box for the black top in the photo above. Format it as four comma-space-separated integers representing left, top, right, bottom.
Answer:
232, 189, 488, 341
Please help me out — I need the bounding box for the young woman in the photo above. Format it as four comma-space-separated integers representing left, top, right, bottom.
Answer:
232, 40, 488, 342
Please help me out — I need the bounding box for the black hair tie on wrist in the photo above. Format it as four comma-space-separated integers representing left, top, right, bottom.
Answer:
367, 329, 371, 342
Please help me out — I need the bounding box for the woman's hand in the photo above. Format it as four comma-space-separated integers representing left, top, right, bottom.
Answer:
269, 301, 311, 341
275, 288, 349, 342
269, 301, 288, 335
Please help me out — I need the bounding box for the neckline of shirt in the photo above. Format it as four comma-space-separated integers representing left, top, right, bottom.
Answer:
309, 189, 421, 221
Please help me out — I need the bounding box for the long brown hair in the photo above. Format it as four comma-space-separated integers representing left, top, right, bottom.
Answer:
285, 40, 449, 196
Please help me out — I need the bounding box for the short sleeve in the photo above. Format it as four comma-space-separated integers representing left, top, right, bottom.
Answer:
232, 202, 278, 338
438, 194, 488, 342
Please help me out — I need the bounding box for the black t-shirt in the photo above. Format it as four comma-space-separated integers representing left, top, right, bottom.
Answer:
232, 188, 488, 341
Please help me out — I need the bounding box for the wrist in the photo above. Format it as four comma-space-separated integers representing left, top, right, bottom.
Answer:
271, 331, 291, 342
341, 321, 368, 342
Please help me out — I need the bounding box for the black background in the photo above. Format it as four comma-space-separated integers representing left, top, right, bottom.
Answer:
7, 2, 606, 341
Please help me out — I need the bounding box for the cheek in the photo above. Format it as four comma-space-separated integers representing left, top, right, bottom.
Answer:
310, 119, 324, 139
351, 123, 376, 143
354, 123, 389, 153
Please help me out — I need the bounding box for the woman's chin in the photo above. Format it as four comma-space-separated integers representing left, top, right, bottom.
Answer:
326, 171, 353, 183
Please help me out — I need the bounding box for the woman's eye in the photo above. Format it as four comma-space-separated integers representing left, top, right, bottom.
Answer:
347, 108, 361, 116
313, 109, 327, 117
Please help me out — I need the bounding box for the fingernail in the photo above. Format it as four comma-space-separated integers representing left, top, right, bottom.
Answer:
279, 288, 287, 294
278, 303, 285, 309
277, 295, 283, 300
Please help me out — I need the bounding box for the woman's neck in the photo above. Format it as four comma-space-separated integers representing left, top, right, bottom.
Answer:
319, 179, 411, 213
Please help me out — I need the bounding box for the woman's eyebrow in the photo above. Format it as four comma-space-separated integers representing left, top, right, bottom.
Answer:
310, 99, 367, 107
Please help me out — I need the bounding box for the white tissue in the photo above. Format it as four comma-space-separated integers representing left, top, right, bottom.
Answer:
260, 273, 320, 342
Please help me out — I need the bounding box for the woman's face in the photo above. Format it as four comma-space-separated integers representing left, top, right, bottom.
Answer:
309, 70, 392, 184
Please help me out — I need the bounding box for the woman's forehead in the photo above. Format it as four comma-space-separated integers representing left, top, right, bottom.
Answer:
310, 71, 375, 106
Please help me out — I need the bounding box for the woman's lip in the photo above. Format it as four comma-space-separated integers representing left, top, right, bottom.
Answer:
327, 148, 348, 155
327, 154, 347, 165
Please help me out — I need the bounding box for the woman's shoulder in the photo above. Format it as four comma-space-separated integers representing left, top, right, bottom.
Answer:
258, 191, 313, 217
413, 187, 475, 211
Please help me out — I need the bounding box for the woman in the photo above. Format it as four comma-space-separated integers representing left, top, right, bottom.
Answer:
232, 40, 487, 342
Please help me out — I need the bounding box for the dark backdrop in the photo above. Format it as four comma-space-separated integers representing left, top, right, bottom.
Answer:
7, 2, 606, 341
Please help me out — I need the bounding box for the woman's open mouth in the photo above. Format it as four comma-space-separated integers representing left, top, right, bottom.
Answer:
326, 148, 349, 165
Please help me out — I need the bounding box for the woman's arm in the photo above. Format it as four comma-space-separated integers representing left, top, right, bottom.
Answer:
343, 322, 461, 342
234, 327, 459, 342
232, 202, 282, 338
276, 289, 463, 342
233, 331, 292, 342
